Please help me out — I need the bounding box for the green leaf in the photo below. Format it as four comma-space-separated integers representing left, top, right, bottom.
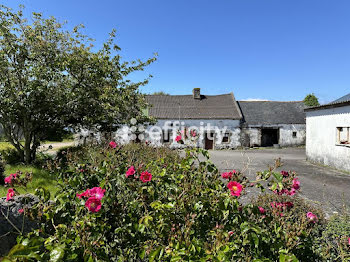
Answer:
273, 172, 283, 182
149, 246, 162, 262
49, 245, 65, 262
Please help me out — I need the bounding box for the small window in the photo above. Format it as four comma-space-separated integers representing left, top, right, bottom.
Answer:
337, 127, 350, 145
292, 131, 297, 138
222, 132, 230, 143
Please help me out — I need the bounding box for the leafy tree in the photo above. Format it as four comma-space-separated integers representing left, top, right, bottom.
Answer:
151, 91, 169, 95
0, 5, 156, 163
303, 93, 320, 107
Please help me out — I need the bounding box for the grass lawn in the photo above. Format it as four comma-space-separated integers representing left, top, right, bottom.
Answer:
0, 165, 59, 198
0, 142, 14, 151
0, 139, 74, 151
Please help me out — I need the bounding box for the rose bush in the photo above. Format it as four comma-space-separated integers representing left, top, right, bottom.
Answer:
3, 144, 326, 261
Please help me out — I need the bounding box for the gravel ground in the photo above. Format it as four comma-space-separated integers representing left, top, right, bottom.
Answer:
207, 148, 350, 216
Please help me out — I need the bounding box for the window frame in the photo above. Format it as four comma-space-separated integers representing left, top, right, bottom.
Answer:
336, 127, 350, 147
221, 132, 231, 144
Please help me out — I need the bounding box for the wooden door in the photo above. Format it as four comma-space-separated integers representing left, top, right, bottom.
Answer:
204, 132, 214, 150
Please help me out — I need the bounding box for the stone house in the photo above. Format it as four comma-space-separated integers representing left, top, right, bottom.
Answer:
144, 89, 243, 149
305, 93, 350, 172
143, 88, 306, 149
238, 101, 306, 147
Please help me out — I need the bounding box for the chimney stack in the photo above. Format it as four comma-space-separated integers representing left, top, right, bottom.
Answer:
193, 88, 201, 99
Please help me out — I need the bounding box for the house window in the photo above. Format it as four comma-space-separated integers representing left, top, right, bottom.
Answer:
292, 131, 297, 138
336, 127, 350, 146
222, 132, 230, 143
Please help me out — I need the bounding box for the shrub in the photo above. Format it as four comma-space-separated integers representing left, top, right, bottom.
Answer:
251, 193, 325, 261
5, 144, 323, 261
0, 148, 23, 165
315, 213, 350, 261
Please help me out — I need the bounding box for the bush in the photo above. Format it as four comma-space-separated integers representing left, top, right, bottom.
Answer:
251, 193, 325, 261
5, 144, 323, 261
315, 213, 350, 261
0, 148, 23, 165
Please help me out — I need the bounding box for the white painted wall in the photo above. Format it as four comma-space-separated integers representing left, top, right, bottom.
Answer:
279, 124, 306, 146
306, 105, 350, 172
146, 119, 241, 149
243, 124, 306, 147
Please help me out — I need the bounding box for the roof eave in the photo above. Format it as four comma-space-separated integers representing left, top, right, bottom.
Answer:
304, 101, 350, 112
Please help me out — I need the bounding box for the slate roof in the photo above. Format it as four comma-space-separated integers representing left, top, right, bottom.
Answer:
145, 93, 242, 119
305, 93, 350, 111
331, 93, 350, 103
237, 101, 306, 125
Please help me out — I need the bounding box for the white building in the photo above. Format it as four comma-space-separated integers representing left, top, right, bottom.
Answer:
144, 89, 243, 149
238, 101, 306, 147
305, 93, 350, 172
144, 88, 306, 149
76, 88, 307, 149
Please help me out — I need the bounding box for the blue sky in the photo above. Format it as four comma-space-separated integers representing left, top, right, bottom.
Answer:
2, 0, 350, 103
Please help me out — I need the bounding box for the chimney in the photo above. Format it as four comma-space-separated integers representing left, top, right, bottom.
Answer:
193, 88, 201, 99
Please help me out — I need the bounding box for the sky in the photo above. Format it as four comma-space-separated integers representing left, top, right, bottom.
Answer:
2, 0, 350, 103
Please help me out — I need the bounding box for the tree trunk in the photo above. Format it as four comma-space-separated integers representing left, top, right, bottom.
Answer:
24, 138, 32, 164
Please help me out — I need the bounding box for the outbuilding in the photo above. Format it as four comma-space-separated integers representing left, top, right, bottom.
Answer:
305, 93, 350, 172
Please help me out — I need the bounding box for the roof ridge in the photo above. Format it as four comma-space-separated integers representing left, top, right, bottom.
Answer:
146, 93, 233, 97
238, 100, 303, 103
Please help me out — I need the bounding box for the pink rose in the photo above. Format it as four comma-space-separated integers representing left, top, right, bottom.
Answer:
88, 187, 106, 200
307, 212, 318, 223
227, 181, 243, 197
348, 237, 350, 246
281, 171, 289, 177
140, 171, 152, 183
228, 231, 234, 236
77, 187, 105, 200
222, 170, 237, 179
4, 176, 12, 184
6, 188, 15, 201
18, 209, 24, 214
292, 178, 300, 190
109, 141, 117, 149
221, 172, 232, 179
4, 173, 17, 185
126, 166, 135, 178
76, 190, 89, 199
175, 135, 182, 142
288, 188, 297, 196
85, 197, 102, 213
258, 206, 265, 214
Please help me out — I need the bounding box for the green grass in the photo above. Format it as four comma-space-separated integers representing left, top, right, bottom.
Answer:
0, 142, 14, 151
0, 165, 59, 198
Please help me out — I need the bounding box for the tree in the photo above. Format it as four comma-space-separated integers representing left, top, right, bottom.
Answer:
0, 5, 156, 163
303, 93, 320, 107
151, 91, 169, 95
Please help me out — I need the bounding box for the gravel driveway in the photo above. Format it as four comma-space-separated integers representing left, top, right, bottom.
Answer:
208, 148, 350, 216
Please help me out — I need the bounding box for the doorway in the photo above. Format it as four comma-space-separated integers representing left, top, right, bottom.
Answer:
261, 128, 279, 147
204, 132, 215, 150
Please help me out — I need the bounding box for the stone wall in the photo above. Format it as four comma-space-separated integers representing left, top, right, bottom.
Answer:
242, 124, 306, 147
0, 194, 39, 256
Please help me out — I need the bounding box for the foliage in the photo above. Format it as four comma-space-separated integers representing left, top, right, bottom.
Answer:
0, 165, 58, 197
151, 91, 170, 95
0, 148, 23, 165
303, 93, 320, 107
2, 144, 325, 261
251, 194, 325, 261
0, 5, 156, 163
315, 213, 350, 261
